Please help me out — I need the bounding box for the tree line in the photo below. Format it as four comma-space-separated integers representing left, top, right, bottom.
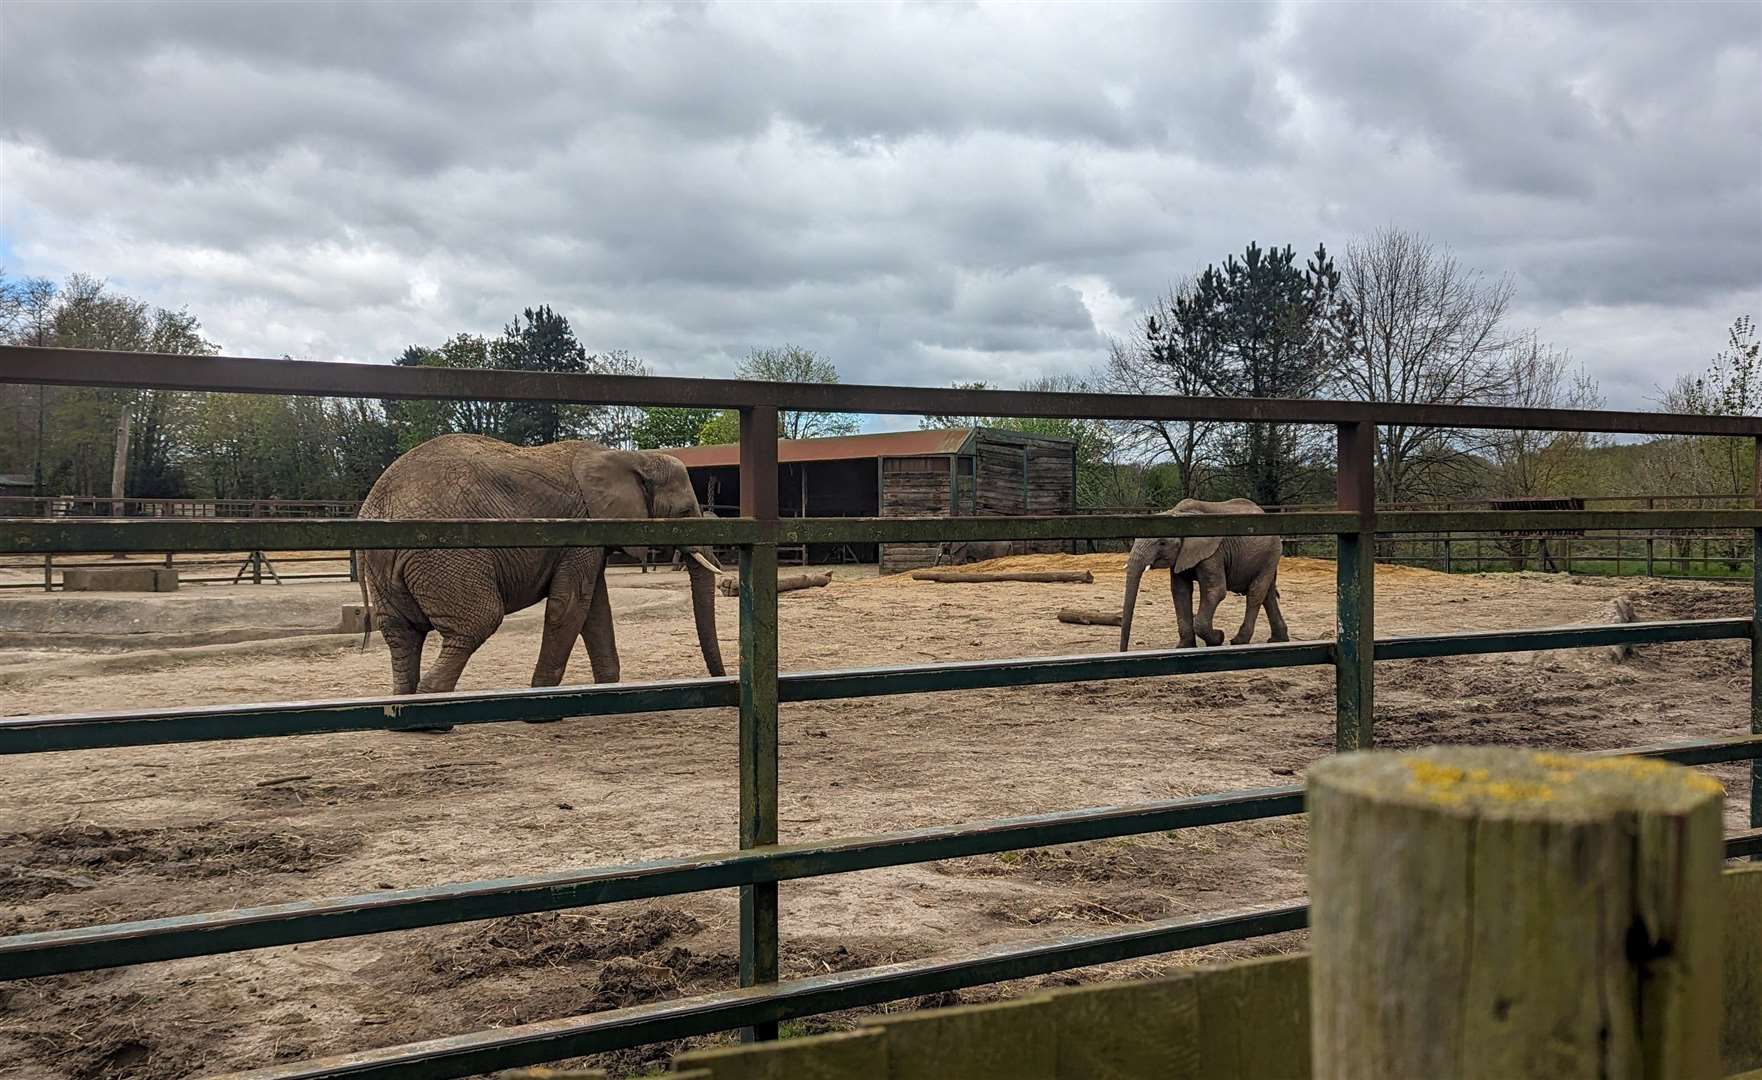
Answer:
2, 229, 1754, 509
928, 230, 1756, 510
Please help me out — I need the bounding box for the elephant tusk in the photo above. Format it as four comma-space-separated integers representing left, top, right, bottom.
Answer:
690, 551, 723, 574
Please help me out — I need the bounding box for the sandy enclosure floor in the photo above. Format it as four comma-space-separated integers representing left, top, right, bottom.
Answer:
0, 555, 1754, 1078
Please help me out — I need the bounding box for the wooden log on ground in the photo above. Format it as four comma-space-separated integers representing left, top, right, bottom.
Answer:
718, 572, 831, 598
1057, 607, 1122, 626
911, 570, 1094, 584
1308, 746, 1724, 1080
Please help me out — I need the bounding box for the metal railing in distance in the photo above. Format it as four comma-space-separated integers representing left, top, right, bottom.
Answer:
1, 344, 1759, 1078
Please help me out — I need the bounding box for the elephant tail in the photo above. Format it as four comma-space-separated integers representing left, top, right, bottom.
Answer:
356, 557, 373, 653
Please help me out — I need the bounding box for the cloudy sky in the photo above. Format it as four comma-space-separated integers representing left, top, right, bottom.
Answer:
3, 0, 1759, 419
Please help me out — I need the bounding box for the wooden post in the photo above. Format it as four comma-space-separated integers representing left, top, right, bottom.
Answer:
737, 404, 780, 1042
43, 553, 52, 593
1443, 537, 1452, 575
1308, 747, 1723, 1079
1334, 422, 1375, 751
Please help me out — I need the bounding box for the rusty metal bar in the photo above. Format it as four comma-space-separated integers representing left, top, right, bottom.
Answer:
1334, 421, 1375, 751
6, 345, 1762, 436
9, 510, 1762, 556
4, 623, 1748, 755
207, 902, 1310, 1080
1, 785, 1304, 979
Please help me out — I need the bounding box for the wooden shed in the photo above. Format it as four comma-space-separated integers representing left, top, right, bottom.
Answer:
662, 427, 1077, 573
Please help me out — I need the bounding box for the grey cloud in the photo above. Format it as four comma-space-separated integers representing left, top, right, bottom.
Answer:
2, 0, 1757, 410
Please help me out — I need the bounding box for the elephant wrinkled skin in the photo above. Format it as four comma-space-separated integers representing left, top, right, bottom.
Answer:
1119, 498, 1290, 651
357, 435, 725, 724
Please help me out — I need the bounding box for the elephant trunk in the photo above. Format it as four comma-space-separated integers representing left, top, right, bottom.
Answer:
685, 551, 726, 677
1119, 541, 1153, 652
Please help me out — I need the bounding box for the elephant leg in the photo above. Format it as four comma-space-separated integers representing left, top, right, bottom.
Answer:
1171, 572, 1196, 649
582, 564, 620, 683
1264, 587, 1291, 642
1232, 581, 1268, 645
380, 616, 427, 695
1193, 565, 1227, 647
530, 549, 603, 690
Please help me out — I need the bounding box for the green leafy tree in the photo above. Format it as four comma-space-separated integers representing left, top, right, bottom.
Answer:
696, 409, 743, 445
633, 406, 720, 449
735, 345, 860, 440
691, 346, 861, 445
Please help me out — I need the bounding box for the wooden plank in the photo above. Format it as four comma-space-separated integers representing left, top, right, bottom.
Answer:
1725, 865, 1762, 1073
862, 996, 1057, 1079
673, 1028, 887, 1079
1193, 954, 1309, 1078
1049, 975, 1202, 1080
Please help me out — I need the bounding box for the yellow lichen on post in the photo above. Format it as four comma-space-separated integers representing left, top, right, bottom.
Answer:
1308, 746, 1724, 1080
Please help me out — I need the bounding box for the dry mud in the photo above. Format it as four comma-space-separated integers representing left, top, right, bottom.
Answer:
0, 556, 1752, 1077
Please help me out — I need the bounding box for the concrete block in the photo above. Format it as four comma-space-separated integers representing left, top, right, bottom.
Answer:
63, 567, 160, 592
153, 567, 179, 592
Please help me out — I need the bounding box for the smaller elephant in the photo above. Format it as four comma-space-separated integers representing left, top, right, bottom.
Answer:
1119, 498, 1289, 651
935, 540, 1015, 566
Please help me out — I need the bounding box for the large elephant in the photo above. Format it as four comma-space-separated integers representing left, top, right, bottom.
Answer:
934, 540, 1014, 566
357, 434, 725, 709
1119, 498, 1289, 651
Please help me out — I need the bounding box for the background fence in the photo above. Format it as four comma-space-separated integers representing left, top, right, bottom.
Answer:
0, 342, 1759, 1079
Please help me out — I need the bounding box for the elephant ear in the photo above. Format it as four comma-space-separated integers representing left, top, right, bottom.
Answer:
1170, 533, 1221, 574
571, 447, 652, 519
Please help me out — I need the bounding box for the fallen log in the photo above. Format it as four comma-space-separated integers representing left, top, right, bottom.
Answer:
911, 570, 1094, 584
1057, 607, 1122, 626
719, 572, 833, 597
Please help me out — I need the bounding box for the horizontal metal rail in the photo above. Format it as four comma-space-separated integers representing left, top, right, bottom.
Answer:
1, 786, 1304, 979
7, 345, 1762, 436
4, 622, 1747, 755
12, 730, 1758, 983
208, 815, 1762, 1080
6, 510, 1762, 555
211, 902, 1310, 1080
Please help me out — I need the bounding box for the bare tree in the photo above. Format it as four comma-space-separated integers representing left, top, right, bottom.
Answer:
1336, 229, 1512, 504
1098, 282, 1224, 502
1486, 334, 1604, 499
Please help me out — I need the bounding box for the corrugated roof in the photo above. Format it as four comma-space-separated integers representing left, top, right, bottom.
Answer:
662, 428, 977, 468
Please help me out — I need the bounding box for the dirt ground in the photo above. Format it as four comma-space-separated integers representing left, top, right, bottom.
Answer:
0, 553, 1754, 1078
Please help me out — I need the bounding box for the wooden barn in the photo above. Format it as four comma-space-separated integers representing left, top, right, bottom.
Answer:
662, 427, 1077, 573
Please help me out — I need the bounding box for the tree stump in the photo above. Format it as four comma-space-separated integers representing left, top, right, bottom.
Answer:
718, 572, 831, 598
1308, 746, 1724, 1080
911, 570, 1093, 584
1057, 607, 1122, 626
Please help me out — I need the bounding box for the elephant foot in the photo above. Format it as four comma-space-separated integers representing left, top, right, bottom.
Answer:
1198, 629, 1225, 647
1177, 637, 1197, 650
1268, 630, 1291, 643
1230, 634, 1252, 646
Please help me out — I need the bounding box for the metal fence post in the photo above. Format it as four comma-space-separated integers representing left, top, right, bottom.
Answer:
737, 404, 780, 1040
1646, 497, 1656, 577
1752, 437, 1760, 853
1335, 421, 1375, 751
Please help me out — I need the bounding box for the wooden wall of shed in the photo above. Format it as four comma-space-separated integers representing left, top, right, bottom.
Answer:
879, 456, 953, 574
973, 432, 1077, 556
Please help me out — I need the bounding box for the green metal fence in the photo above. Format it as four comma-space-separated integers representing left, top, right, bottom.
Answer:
2, 344, 1760, 1079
